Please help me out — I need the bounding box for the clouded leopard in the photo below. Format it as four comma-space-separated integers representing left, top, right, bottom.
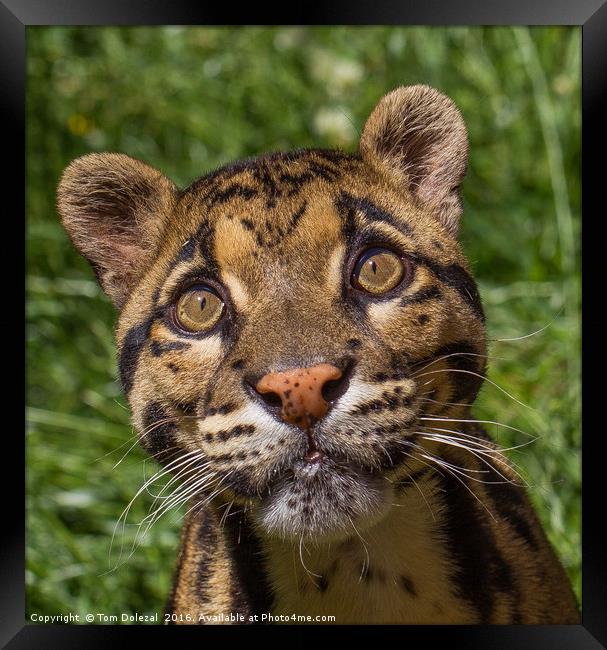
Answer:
58, 85, 579, 624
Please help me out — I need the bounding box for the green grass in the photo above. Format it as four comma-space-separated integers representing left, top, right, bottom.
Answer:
26, 26, 581, 620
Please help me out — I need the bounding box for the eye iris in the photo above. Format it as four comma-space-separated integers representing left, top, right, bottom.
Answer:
175, 287, 224, 332
354, 249, 405, 294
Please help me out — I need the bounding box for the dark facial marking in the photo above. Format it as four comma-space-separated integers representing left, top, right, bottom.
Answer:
336, 192, 414, 236
335, 193, 359, 247
206, 183, 258, 210
206, 402, 238, 417
120, 317, 155, 394
175, 237, 198, 263
400, 575, 417, 597
210, 424, 256, 441
353, 390, 412, 417
411, 253, 484, 321
289, 201, 307, 229
140, 402, 178, 463
194, 219, 219, 273
370, 350, 411, 383
179, 401, 197, 415
187, 149, 358, 198
279, 170, 314, 195
247, 200, 308, 249
164, 218, 219, 282
252, 162, 280, 209
220, 469, 261, 498
400, 285, 442, 308
150, 340, 190, 357
413, 341, 485, 406
308, 160, 340, 181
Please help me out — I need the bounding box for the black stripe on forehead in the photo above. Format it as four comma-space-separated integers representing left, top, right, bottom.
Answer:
335, 193, 358, 242
185, 148, 359, 194
252, 160, 280, 209
195, 218, 218, 271
206, 183, 258, 211
248, 200, 308, 250
174, 237, 198, 263
335, 192, 414, 237
166, 214, 219, 275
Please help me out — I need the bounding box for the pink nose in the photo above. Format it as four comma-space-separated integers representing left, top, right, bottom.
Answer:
255, 363, 343, 430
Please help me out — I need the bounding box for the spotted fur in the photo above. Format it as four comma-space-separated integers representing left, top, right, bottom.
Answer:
58, 85, 579, 624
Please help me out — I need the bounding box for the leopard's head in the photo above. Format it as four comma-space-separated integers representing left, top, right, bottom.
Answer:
58, 86, 486, 542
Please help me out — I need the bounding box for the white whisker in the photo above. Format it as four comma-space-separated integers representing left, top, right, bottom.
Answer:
413, 367, 534, 410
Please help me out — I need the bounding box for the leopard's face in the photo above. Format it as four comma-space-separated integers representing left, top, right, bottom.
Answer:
58, 85, 486, 541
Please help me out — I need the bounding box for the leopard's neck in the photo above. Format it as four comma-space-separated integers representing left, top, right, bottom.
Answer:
261, 461, 473, 624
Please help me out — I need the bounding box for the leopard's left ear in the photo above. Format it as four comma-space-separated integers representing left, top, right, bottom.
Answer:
360, 85, 468, 236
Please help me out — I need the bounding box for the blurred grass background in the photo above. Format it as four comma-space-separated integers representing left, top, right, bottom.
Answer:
26, 26, 581, 620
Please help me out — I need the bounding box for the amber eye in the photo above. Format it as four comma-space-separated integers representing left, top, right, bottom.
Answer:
351, 247, 407, 295
174, 285, 225, 333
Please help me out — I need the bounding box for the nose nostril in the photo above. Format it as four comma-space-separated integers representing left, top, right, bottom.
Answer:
321, 359, 353, 403
321, 377, 345, 403
259, 390, 282, 409
246, 379, 283, 409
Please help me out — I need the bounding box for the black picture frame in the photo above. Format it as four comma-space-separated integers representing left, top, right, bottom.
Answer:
9, 1, 606, 646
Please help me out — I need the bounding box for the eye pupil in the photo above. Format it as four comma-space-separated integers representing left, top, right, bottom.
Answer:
351, 247, 408, 295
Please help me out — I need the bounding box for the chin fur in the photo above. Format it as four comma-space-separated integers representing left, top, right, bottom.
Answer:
253, 459, 393, 542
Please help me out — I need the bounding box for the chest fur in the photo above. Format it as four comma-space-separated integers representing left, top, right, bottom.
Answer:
265, 472, 475, 624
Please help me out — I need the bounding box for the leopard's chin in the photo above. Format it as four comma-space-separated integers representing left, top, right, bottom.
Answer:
253, 457, 393, 542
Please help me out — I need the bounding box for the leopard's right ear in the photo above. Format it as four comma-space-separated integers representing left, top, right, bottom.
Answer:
57, 153, 178, 309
